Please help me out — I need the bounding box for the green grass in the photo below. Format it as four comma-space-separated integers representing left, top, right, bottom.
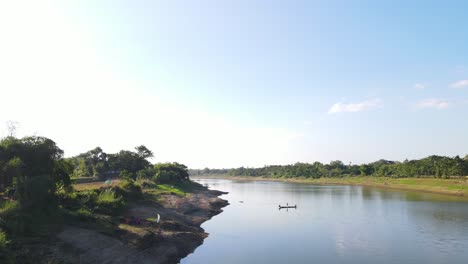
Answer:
96, 189, 120, 203
74, 180, 121, 191
220, 175, 468, 197
0, 230, 7, 248
308, 177, 468, 195
140, 181, 204, 205
0, 228, 13, 264
144, 181, 204, 195
94, 189, 125, 215
155, 184, 186, 196
0, 200, 18, 215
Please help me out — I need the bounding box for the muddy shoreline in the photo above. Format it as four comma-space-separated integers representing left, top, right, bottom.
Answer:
55, 186, 229, 264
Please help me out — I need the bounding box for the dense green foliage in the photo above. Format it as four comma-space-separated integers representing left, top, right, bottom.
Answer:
191, 155, 468, 179
154, 162, 190, 184
0, 228, 13, 264
0, 133, 189, 263
68, 145, 154, 179
94, 189, 125, 215
68, 145, 191, 185
189, 168, 230, 176
0, 136, 71, 209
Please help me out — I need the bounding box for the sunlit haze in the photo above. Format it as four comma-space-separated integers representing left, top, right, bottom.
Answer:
1, 0, 467, 168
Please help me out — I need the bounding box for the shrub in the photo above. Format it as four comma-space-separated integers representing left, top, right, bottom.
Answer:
74, 208, 94, 222
16, 174, 57, 211
117, 180, 142, 201
136, 167, 155, 180
0, 200, 18, 215
119, 170, 135, 181
0, 200, 21, 234
153, 162, 190, 184
76, 190, 98, 208
135, 178, 156, 189
0, 229, 13, 264
94, 189, 125, 215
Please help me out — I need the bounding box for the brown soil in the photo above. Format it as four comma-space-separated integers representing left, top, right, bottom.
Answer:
55, 188, 228, 264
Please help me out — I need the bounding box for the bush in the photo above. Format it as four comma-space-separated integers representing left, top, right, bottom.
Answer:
117, 180, 142, 201
0, 208, 34, 236
0, 229, 13, 264
16, 174, 57, 211
153, 163, 190, 184
119, 170, 135, 181
94, 189, 125, 215
136, 168, 155, 180
135, 178, 156, 189
0, 200, 18, 215
0, 200, 22, 234
73, 208, 94, 222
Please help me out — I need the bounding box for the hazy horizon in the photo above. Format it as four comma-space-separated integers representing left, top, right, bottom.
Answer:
1, 1, 467, 169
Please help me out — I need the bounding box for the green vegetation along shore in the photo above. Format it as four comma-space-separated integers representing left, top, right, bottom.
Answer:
190, 155, 468, 197
193, 175, 468, 197
0, 134, 227, 263
191, 155, 468, 179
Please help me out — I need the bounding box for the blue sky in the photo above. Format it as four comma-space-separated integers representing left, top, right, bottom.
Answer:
0, 0, 467, 168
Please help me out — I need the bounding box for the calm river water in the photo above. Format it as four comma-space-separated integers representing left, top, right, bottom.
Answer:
181, 179, 468, 264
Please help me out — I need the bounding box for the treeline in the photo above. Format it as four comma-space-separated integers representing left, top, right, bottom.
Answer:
191, 155, 468, 179
65, 145, 189, 184
188, 168, 230, 176
0, 136, 191, 197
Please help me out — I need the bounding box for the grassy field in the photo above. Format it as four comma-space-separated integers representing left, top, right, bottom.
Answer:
308, 176, 468, 196
73, 179, 122, 191
195, 175, 468, 197
73, 179, 203, 202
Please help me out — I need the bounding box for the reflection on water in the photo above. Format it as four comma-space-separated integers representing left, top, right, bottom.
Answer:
181, 179, 468, 264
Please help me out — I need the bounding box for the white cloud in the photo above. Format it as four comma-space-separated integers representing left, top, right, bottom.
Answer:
451, 80, 468, 88
414, 83, 425, 90
328, 99, 383, 114
415, 98, 449, 110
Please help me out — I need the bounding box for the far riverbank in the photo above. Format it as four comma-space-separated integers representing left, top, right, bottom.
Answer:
192, 175, 468, 197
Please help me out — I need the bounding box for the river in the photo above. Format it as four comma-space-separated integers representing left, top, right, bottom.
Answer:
181, 178, 468, 264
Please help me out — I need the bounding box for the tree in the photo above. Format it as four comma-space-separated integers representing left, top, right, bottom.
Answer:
359, 164, 374, 176
0, 157, 22, 189
119, 170, 135, 181
75, 147, 108, 177
0, 135, 70, 209
154, 162, 189, 184
52, 159, 74, 186
108, 150, 150, 174
135, 145, 154, 159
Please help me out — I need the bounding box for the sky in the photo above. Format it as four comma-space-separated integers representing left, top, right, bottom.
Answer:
0, 0, 467, 168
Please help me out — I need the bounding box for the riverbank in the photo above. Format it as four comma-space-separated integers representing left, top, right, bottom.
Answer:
192, 175, 468, 197
3, 180, 228, 264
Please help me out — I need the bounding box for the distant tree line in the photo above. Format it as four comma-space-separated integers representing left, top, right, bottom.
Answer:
188, 168, 230, 176
190, 155, 468, 179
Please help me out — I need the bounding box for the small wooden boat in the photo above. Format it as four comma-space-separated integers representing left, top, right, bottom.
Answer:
278, 204, 297, 209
